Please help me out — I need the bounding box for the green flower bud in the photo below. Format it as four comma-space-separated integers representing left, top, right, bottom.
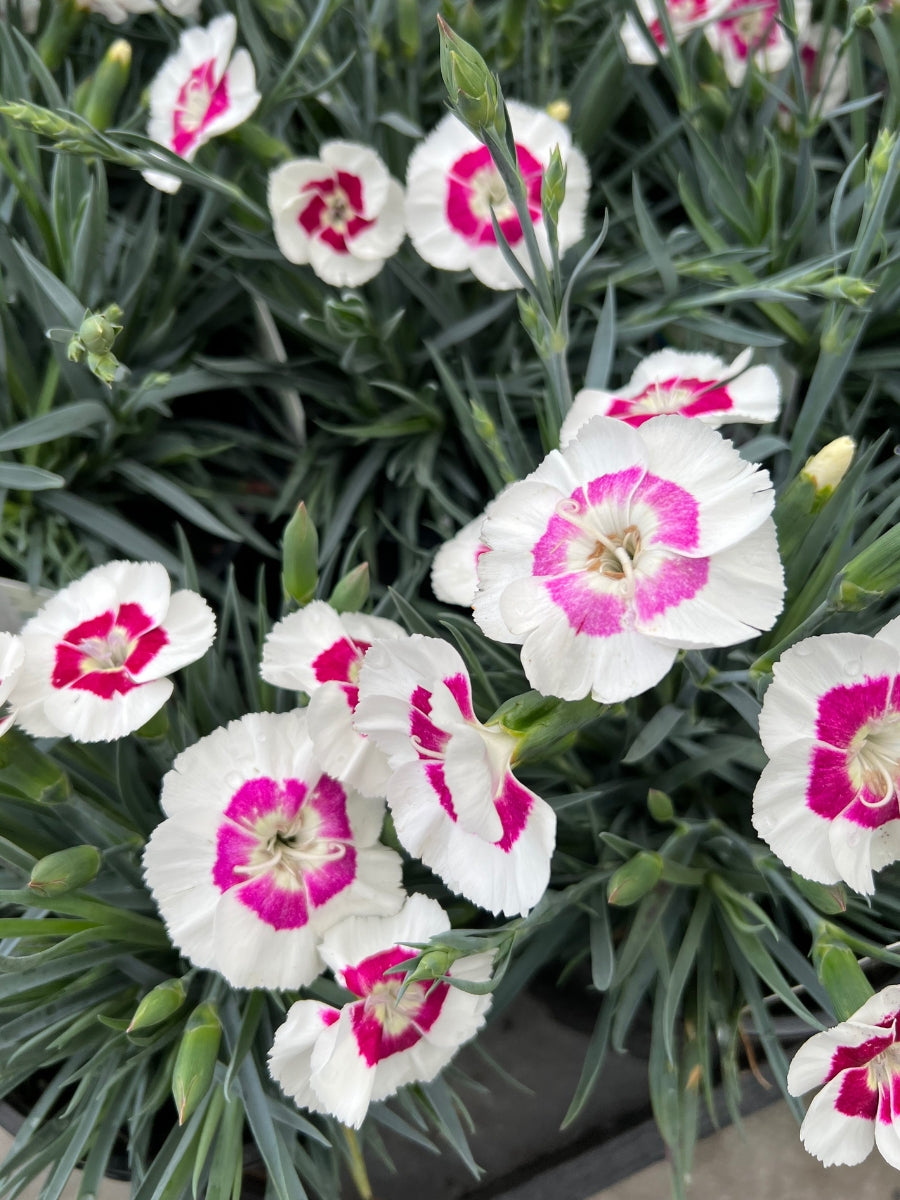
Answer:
790, 871, 846, 916
81, 38, 131, 131
647, 789, 675, 823
816, 276, 876, 304
67, 335, 85, 363
397, 0, 421, 57
437, 15, 502, 134
517, 293, 545, 348
78, 309, 121, 356
829, 524, 900, 611
37, 0, 85, 72
491, 689, 599, 765
282, 502, 318, 606
128, 978, 187, 1033
852, 4, 876, 26
400, 947, 461, 991
813, 934, 874, 1022
328, 563, 370, 614
171, 1002, 222, 1125
87, 351, 120, 387
541, 145, 567, 230
607, 851, 664, 907
868, 128, 898, 187
29, 845, 101, 897
255, 0, 304, 40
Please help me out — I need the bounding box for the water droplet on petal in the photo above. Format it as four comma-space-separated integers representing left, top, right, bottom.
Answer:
225, 772, 242, 789
846, 660, 861, 677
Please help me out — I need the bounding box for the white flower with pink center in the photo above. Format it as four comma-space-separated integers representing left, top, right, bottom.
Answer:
143, 14, 261, 194
752, 618, 900, 896
0, 633, 24, 737
143, 710, 404, 989
261, 601, 408, 797
707, 0, 812, 86
268, 143, 406, 287
404, 100, 590, 291
560, 348, 780, 443
788, 985, 900, 1168
268, 894, 493, 1127
8, 561, 214, 743
620, 0, 730, 64
473, 415, 784, 704
354, 636, 556, 917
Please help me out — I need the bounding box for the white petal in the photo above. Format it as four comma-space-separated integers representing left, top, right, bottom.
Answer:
308, 682, 392, 797
307, 236, 385, 287
752, 743, 840, 884
132, 589, 216, 682
320, 893, 449, 978
799, 1072, 876, 1166
350, 178, 406, 261
268, 1000, 341, 1113
261, 602, 350, 692
320, 140, 390, 216
431, 515, 486, 607
309, 1011, 377, 1127
559, 388, 616, 445
42, 676, 173, 742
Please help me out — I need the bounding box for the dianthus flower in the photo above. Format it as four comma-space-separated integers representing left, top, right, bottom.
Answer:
144, 14, 260, 193
404, 100, 590, 291
143, 710, 405, 989
268, 894, 493, 1127
268, 143, 406, 287
354, 635, 556, 917
430, 488, 513, 609
706, 0, 812, 86
9, 561, 215, 742
788, 985, 900, 1168
619, 0, 729, 64
474, 415, 784, 704
560, 348, 780, 441
752, 617, 900, 896
261, 601, 407, 797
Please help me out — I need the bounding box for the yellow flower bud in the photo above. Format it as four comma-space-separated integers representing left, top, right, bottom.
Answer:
801, 436, 855, 503
545, 99, 571, 122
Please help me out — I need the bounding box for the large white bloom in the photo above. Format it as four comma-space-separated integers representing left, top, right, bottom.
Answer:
268, 143, 406, 287
560, 347, 780, 442
268, 894, 493, 1127
261, 601, 408, 797
8, 561, 215, 742
752, 617, 900, 896
144, 14, 260, 193
620, 0, 730, 64
354, 636, 556, 917
706, 0, 813, 86
404, 100, 590, 291
143, 710, 405, 989
473, 415, 784, 704
788, 986, 900, 1168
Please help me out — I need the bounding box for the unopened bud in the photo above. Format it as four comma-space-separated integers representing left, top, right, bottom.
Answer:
816, 276, 875, 304
128, 978, 187, 1033
801, 436, 855, 506
87, 351, 120, 386
830, 524, 900, 611
647, 788, 675, 823
438, 15, 502, 133
29, 845, 101, 896
541, 145, 567, 229
813, 935, 874, 1022
282, 502, 318, 606
868, 128, 898, 187
607, 851, 664, 907
81, 39, 131, 130
791, 871, 846, 916
78, 307, 122, 356
492, 689, 599, 764
852, 5, 876, 28
546, 98, 571, 122
401, 948, 460, 991
517, 293, 545, 347
67, 336, 85, 363
171, 1002, 221, 1125
328, 563, 370, 614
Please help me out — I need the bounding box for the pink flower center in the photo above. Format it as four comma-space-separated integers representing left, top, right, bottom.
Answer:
806, 676, 900, 828
296, 172, 374, 254
171, 58, 230, 156
532, 469, 708, 637
445, 144, 543, 247
212, 774, 356, 929
718, 0, 782, 56
52, 604, 168, 699
609, 376, 735, 426
343, 946, 449, 1066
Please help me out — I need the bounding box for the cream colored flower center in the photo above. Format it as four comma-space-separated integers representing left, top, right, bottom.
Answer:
586, 526, 642, 584
177, 79, 212, 134
364, 978, 428, 1035
469, 167, 515, 222
849, 713, 900, 806
635, 383, 695, 415
324, 188, 352, 233
235, 807, 347, 887
80, 627, 133, 671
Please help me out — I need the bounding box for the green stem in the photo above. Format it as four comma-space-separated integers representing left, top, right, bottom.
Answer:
342, 1126, 373, 1200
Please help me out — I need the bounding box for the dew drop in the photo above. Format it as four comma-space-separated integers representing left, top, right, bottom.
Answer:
845, 660, 861, 678
225, 772, 242, 789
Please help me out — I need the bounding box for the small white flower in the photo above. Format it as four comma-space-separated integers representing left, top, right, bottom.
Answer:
268, 894, 493, 1127
144, 14, 261, 194
8, 561, 215, 743
473, 415, 784, 704
619, 0, 730, 64
752, 616, 900, 896
268, 143, 406, 287
706, 0, 812, 86
404, 100, 590, 291
261, 600, 408, 797
788, 986, 900, 1168
354, 635, 557, 917
143, 709, 405, 989
560, 348, 780, 442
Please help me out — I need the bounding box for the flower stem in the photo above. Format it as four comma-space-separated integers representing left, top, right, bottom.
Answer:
342, 1125, 373, 1200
